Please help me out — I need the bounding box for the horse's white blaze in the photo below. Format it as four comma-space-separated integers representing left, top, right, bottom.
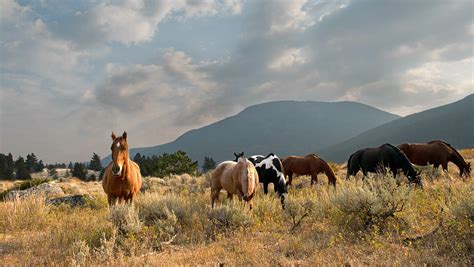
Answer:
116, 142, 120, 148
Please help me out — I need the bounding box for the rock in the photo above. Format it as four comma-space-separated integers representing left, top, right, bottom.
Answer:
46, 194, 91, 207
5, 182, 64, 200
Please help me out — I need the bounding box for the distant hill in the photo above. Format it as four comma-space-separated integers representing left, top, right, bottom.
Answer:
319, 94, 474, 163
103, 101, 399, 165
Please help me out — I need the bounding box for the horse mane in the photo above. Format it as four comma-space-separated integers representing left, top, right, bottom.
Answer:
266, 153, 275, 158
438, 141, 467, 164
305, 153, 319, 158
383, 143, 413, 169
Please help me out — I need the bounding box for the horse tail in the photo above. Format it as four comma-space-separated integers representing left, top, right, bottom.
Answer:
243, 161, 258, 199
346, 153, 354, 179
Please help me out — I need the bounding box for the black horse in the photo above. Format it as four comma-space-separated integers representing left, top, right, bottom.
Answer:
346, 144, 422, 186
234, 152, 288, 209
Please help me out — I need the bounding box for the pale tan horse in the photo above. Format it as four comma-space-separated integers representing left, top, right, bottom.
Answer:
211, 156, 259, 209
102, 131, 142, 206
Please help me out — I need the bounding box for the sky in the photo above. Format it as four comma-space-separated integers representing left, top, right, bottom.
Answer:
0, 0, 473, 163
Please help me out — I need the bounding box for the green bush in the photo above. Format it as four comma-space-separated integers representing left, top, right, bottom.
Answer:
331, 173, 412, 233
284, 198, 318, 232
207, 203, 254, 240
109, 204, 142, 235
136, 193, 208, 244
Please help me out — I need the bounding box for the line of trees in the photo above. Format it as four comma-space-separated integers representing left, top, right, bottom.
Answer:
0, 152, 103, 181
1, 150, 217, 181
133, 151, 199, 177
0, 153, 45, 180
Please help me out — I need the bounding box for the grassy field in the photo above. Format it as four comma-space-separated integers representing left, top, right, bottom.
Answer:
0, 149, 473, 266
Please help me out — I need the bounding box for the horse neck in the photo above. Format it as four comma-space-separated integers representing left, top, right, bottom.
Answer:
449, 150, 467, 171
321, 160, 336, 179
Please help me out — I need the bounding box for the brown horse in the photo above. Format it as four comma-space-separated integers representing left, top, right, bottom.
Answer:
282, 154, 337, 187
398, 140, 471, 177
211, 156, 259, 209
102, 131, 142, 205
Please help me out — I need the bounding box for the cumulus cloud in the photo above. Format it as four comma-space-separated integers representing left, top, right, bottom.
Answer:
1, 0, 473, 162
50, 0, 242, 46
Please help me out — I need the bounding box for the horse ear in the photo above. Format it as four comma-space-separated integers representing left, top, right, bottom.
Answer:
234, 153, 238, 157
122, 131, 127, 140
111, 132, 116, 141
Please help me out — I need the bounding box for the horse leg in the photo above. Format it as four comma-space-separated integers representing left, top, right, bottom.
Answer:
287, 172, 293, 186
441, 161, 451, 180
263, 183, 269, 194
107, 196, 114, 206
211, 186, 221, 208
311, 173, 318, 186
227, 192, 233, 200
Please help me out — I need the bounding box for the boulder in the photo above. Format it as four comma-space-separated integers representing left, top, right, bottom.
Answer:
5, 182, 64, 200
46, 194, 91, 207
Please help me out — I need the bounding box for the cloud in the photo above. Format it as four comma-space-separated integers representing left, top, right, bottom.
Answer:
1, 0, 473, 163
49, 0, 242, 46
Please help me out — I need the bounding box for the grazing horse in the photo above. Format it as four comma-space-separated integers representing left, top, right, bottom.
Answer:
211, 155, 259, 209
346, 143, 422, 186
248, 153, 288, 209
102, 131, 142, 206
282, 154, 337, 187
398, 140, 471, 177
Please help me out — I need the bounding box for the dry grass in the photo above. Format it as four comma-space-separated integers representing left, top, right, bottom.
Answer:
0, 149, 473, 265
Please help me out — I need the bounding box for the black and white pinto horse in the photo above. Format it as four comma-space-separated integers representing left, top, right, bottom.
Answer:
243, 153, 288, 209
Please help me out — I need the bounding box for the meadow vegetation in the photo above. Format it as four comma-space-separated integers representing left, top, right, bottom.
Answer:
0, 149, 473, 265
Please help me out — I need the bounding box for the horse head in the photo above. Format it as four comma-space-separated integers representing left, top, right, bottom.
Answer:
110, 131, 129, 177
233, 152, 244, 162
407, 168, 423, 188
461, 162, 471, 177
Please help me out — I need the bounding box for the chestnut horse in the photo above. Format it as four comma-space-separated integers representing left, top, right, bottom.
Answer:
398, 140, 471, 177
102, 131, 142, 206
211, 155, 259, 209
282, 154, 337, 187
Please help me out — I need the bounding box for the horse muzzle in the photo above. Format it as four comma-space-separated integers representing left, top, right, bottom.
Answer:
112, 164, 123, 176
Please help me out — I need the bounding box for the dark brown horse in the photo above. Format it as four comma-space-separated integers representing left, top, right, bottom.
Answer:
398, 140, 471, 177
282, 154, 337, 187
102, 131, 142, 206
347, 144, 422, 186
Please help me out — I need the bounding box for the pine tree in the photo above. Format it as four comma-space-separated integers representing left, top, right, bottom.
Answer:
15, 156, 31, 180
202, 156, 216, 173
5, 153, 14, 179
35, 160, 45, 172
89, 153, 103, 171
72, 162, 87, 180
25, 153, 38, 172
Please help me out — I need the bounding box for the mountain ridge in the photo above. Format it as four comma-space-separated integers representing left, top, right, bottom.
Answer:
319, 94, 474, 162
103, 100, 400, 165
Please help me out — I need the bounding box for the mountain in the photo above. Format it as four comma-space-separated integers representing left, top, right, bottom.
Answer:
103, 101, 399, 165
319, 94, 474, 163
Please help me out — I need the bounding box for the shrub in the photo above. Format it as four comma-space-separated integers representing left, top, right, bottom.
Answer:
284, 198, 318, 233
252, 193, 284, 225
109, 204, 142, 235
207, 203, 254, 240
136, 193, 208, 244
331, 173, 412, 233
